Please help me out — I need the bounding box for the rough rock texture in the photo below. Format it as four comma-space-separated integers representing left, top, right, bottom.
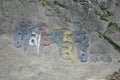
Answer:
0, 0, 120, 80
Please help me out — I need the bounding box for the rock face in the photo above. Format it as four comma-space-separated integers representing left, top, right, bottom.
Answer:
0, 0, 120, 80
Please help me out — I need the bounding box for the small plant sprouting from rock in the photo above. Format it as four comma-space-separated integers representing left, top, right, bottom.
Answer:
95, 9, 113, 21
98, 32, 120, 52
95, 0, 120, 32
38, 0, 47, 6
95, 1, 120, 52
108, 22, 120, 30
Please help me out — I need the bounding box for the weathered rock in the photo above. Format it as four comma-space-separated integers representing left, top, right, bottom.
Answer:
0, 0, 120, 80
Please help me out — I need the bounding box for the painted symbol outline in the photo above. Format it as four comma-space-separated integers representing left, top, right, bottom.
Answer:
101, 54, 112, 62
51, 30, 63, 55
38, 23, 52, 55
14, 19, 41, 52
40, 36, 51, 55
73, 31, 89, 62
62, 43, 78, 67
29, 32, 41, 54
63, 30, 73, 43
14, 28, 23, 48
23, 30, 32, 52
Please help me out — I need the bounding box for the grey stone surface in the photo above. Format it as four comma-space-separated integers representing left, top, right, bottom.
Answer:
0, 0, 120, 80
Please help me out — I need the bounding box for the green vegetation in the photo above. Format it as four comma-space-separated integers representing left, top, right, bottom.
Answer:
98, 32, 120, 52
108, 22, 120, 31
38, 0, 47, 6
95, 3, 120, 52
95, 9, 113, 21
